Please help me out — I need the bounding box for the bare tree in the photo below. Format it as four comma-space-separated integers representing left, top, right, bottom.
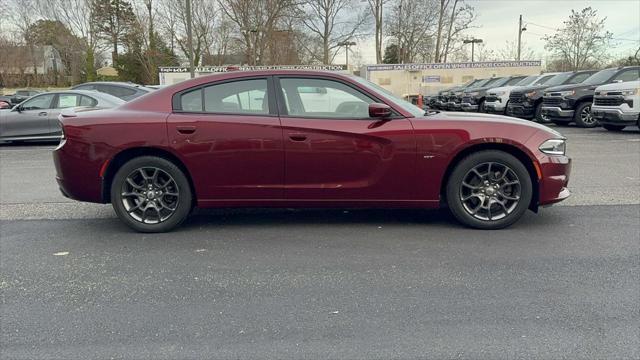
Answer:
299, 0, 368, 64
386, 0, 438, 63
365, 0, 389, 64
497, 40, 536, 61
219, 0, 300, 65
544, 7, 613, 70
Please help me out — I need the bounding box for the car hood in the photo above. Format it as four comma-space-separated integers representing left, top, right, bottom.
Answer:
595, 80, 640, 91
544, 83, 599, 93
487, 85, 517, 94
463, 86, 494, 94
418, 111, 563, 137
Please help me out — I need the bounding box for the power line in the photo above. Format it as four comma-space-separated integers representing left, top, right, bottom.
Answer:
524, 18, 640, 42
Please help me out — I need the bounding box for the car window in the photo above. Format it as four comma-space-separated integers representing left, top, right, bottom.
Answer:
180, 88, 203, 112
566, 72, 592, 84
203, 79, 269, 114
57, 94, 81, 108
97, 85, 137, 99
612, 69, 640, 82
583, 69, 618, 85
21, 94, 55, 110
280, 78, 374, 119
79, 95, 98, 107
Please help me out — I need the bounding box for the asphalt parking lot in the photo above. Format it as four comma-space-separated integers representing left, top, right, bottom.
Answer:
1, 125, 639, 359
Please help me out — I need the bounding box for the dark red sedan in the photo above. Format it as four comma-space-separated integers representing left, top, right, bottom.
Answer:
53, 70, 571, 232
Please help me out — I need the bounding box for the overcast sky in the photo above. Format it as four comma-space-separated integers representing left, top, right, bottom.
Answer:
354, 0, 640, 64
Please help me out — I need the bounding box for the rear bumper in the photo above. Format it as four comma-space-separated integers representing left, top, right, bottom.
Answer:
52, 139, 106, 203
541, 106, 574, 122
591, 107, 639, 125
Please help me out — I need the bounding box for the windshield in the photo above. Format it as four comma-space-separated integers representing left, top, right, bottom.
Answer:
582, 68, 617, 85
542, 72, 573, 86
505, 77, 526, 86
484, 77, 507, 88
532, 74, 555, 86
351, 76, 424, 117
516, 75, 538, 86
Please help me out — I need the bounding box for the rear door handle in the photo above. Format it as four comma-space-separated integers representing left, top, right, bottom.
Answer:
289, 133, 307, 142
38, 112, 48, 117
176, 126, 196, 134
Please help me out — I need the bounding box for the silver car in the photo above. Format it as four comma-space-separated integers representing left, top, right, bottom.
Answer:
0, 90, 124, 142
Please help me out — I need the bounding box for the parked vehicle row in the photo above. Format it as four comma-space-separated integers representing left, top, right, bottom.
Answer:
430, 66, 640, 129
0, 81, 159, 142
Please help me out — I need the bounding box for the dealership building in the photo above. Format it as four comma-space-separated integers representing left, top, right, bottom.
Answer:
158, 61, 542, 98
361, 60, 543, 97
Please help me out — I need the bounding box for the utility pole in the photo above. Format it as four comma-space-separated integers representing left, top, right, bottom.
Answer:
517, 15, 527, 61
463, 38, 483, 62
338, 41, 356, 68
186, 0, 194, 78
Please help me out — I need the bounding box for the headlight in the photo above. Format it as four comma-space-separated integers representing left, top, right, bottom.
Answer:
525, 90, 538, 98
493, 91, 506, 96
467, 91, 480, 97
539, 139, 566, 155
620, 88, 638, 96
558, 90, 575, 97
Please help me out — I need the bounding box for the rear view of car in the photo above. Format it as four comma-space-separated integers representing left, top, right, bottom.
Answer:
591, 80, 640, 131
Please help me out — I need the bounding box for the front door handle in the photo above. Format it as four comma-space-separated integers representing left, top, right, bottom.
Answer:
289, 133, 307, 142
38, 112, 48, 117
176, 126, 196, 135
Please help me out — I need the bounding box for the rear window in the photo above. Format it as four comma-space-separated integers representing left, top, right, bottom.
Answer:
180, 89, 203, 112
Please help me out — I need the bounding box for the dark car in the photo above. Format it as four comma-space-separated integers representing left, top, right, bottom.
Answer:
54, 70, 571, 232
460, 76, 527, 112
432, 79, 485, 109
507, 70, 598, 122
444, 78, 496, 111
71, 82, 155, 101
541, 66, 640, 127
0, 90, 124, 142
4, 89, 42, 105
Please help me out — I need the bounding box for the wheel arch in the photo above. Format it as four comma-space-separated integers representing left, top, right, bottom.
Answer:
440, 142, 540, 211
101, 147, 196, 204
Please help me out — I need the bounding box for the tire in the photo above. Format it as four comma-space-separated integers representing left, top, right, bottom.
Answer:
534, 102, 547, 123
602, 124, 625, 131
111, 156, 192, 233
574, 102, 598, 128
446, 150, 533, 230
478, 99, 486, 113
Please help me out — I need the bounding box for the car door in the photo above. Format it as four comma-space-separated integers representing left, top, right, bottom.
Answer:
0, 93, 55, 139
276, 76, 416, 201
167, 77, 284, 201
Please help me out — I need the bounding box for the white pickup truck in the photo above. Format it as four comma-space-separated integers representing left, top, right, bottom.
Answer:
484, 73, 559, 115
591, 80, 639, 131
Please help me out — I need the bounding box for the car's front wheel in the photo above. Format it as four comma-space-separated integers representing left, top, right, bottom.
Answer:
446, 150, 533, 229
574, 102, 598, 128
111, 156, 192, 233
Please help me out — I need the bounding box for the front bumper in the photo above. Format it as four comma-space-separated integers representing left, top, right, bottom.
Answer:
484, 101, 506, 113
538, 154, 572, 206
541, 106, 574, 122
591, 107, 639, 126
506, 103, 535, 119
460, 103, 479, 111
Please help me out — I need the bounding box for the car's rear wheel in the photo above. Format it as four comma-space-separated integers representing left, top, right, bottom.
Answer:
111, 156, 192, 233
574, 102, 598, 128
446, 150, 533, 229
602, 124, 625, 131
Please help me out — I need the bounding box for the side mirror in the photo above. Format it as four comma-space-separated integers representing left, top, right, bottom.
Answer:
13, 105, 22, 112
612, 79, 623, 83
368, 103, 392, 118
